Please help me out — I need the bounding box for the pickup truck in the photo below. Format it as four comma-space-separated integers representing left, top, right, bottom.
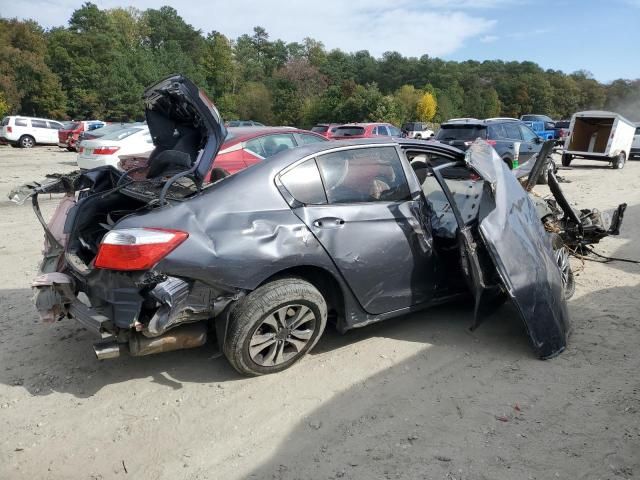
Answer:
522, 120, 555, 140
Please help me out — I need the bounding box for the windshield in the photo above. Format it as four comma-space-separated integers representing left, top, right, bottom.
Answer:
436, 125, 487, 141
333, 126, 365, 137
100, 127, 145, 141
311, 125, 329, 133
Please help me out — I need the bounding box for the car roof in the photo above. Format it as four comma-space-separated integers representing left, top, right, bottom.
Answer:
225, 126, 323, 143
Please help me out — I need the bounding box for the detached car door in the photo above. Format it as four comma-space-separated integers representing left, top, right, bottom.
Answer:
280, 145, 436, 314
518, 124, 543, 163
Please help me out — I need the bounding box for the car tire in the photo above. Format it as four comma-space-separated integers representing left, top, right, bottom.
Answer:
612, 152, 626, 169
223, 277, 327, 376
536, 158, 555, 185
561, 154, 572, 167
551, 234, 575, 300
415, 134, 422, 139
18, 135, 35, 148
502, 156, 513, 170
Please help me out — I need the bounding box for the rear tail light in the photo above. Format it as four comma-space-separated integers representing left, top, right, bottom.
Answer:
94, 228, 188, 271
486, 140, 497, 146
93, 146, 120, 155
78, 146, 84, 153
7, 126, 12, 133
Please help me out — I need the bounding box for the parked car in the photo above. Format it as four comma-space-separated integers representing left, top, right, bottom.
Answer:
11, 75, 625, 377
58, 120, 106, 151
401, 122, 435, 139
76, 125, 152, 170
119, 126, 328, 181
77, 122, 144, 145
554, 120, 571, 145
435, 118, 551, 179
332, 123, 402, 139
521, 114, 556, 131
629, 123, 639, 159
522, 120, 555, 140
0, 116, 64, 148
311, 123, 341, 139
225, 120, 265, 127
562, 111, 636, 169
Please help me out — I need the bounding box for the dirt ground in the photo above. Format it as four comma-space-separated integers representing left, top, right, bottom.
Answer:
0, 145, 638, 480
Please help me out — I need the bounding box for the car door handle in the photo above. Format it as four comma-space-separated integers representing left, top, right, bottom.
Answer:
313, 218, 345, 228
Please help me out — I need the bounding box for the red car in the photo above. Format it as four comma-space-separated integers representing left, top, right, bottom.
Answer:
332, 122, 402, 140
119, 127, 327, 181
58, 120, 106, 151
311, 123, 341, 139
199, 127, 326, 180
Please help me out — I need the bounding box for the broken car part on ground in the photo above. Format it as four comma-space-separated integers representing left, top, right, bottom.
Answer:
8, 75, 626, 376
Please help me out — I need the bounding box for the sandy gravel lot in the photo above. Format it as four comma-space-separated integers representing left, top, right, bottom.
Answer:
0, 145, 638, 480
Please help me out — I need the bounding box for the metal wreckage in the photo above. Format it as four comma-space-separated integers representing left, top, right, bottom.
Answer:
9, 75, 626, 376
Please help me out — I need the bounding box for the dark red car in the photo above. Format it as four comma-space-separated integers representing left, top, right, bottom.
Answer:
332, 123, 402, 140
58, 120, 106, 151
204, 127, 328, 180
311, 123, 341, 139
120, 127, 327, 181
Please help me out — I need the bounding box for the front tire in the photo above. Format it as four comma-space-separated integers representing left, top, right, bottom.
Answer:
19, 135, 35, 148
561, 154, 572, 167
552, 234, 575, 299
224, 278, 327, 376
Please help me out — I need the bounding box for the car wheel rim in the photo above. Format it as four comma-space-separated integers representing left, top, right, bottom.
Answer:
23, 138, 33, 147
555, 246, 571, 290
249, 304, 317, 367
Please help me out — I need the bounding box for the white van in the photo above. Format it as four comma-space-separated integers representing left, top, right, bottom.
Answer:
631, 123, 640, 159
0, 116, 65, 148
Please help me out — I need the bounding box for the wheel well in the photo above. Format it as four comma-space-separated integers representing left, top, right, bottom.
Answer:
259, 266, 346, 323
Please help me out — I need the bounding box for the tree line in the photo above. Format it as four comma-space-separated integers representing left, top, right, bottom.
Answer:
1, 2, 639, 127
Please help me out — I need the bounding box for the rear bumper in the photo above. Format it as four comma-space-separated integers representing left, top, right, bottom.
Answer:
76, 155, 120, 169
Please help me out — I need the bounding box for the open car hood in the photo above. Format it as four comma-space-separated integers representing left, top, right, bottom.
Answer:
428, 140, 570, 358
143, 74, 226, 182
466, 141, 570, 358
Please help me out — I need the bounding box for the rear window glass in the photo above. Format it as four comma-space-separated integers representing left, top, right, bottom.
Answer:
15, 118, 28, 127
280, 159, 327, 205
555, 121, 570, 128
333, 126, 365, 137
636, 127, 640, 135
403, 123, 420, 131
436, 125, 486, 141
100, 127, 144, 141
1, 117, 9, 126
311, 125, 329, 133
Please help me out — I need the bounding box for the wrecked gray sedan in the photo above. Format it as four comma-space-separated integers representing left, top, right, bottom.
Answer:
10, 75, 623, 376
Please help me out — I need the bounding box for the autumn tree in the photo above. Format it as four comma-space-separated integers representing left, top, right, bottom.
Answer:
416, 92, 437, 122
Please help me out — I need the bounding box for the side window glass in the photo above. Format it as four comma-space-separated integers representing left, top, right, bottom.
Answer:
297, 133, 326, 145
519, 125, 538, 142
260, 134, 295, 157
377, 125, 389, 136
47, 121, 62, 129
388, 125, 401, 136
279, 159, 327, 205
32, 120, 47, 128
245, 137, 267, 158
503, 123, 522, 140
15, 118, 28, 127
488, 124, 504, 139
316, 146, 411, 204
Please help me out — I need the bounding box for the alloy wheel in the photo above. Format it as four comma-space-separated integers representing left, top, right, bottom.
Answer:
249, 304, 317, 367
555, 246, 571, 290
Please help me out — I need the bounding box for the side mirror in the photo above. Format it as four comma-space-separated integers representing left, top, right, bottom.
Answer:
535, 136, 543, 144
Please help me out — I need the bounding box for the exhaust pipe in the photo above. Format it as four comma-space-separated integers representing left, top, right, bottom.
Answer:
93, 340, 124, 360
93, 323, 208, 360
129, 323, 207, 357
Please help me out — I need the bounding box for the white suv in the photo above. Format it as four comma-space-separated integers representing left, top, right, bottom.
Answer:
0, 116, 65, 148
401, 122, 435, 139
631, 123, 640, 159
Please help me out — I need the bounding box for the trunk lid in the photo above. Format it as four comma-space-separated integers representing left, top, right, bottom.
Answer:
143, 74, 226, 182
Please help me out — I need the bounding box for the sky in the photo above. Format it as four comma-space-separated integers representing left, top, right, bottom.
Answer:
2, 0, 639, 82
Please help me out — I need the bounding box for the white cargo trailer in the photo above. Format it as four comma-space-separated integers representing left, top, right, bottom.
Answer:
561, 110, 635, 169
